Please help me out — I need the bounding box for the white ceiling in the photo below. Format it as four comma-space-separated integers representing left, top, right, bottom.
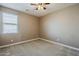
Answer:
0, 3, 76, 17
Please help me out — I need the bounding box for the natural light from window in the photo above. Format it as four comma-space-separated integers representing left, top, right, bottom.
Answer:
2, 13, 18, 34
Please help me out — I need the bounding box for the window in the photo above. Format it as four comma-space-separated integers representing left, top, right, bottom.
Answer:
2, 13, 18, 33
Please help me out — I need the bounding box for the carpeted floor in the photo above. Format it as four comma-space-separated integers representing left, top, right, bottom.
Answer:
0, 39, 79, 56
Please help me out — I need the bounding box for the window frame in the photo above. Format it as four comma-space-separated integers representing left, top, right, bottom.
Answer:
2, 12, 19, 34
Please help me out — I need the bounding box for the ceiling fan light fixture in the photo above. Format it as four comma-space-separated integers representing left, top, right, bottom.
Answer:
37, 5, 44, 10
31, 3, 50, 10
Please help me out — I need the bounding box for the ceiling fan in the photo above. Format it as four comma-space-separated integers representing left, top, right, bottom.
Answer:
30, 3, 50, 10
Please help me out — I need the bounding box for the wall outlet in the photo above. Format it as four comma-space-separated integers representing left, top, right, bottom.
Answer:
11, 40, 14, 42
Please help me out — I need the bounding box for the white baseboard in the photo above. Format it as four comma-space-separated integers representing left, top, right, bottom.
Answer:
0, 38, 40, 48
1, 37, 79, 51
40, 38, 79, 51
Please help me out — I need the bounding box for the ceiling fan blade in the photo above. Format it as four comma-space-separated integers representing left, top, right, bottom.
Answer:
36, 8, 38, 10
31, 3, 37, 5
44, 3, 50, 5
43, 7, 46, 10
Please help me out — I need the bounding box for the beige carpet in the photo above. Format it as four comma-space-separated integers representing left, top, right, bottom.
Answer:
0, 39, 79, 56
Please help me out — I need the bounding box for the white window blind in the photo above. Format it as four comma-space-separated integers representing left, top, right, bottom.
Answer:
2, 13, 18, 33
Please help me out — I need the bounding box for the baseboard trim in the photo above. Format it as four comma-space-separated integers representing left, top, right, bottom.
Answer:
1, 37, 79, 51
40, 38, 79, 51
0, 38, 40, 48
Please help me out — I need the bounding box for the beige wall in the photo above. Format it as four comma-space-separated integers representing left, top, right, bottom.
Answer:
0, 7, 40, 46
40, 4, 79, 48
0, 7, 2, 35
1, 4, 79, 49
